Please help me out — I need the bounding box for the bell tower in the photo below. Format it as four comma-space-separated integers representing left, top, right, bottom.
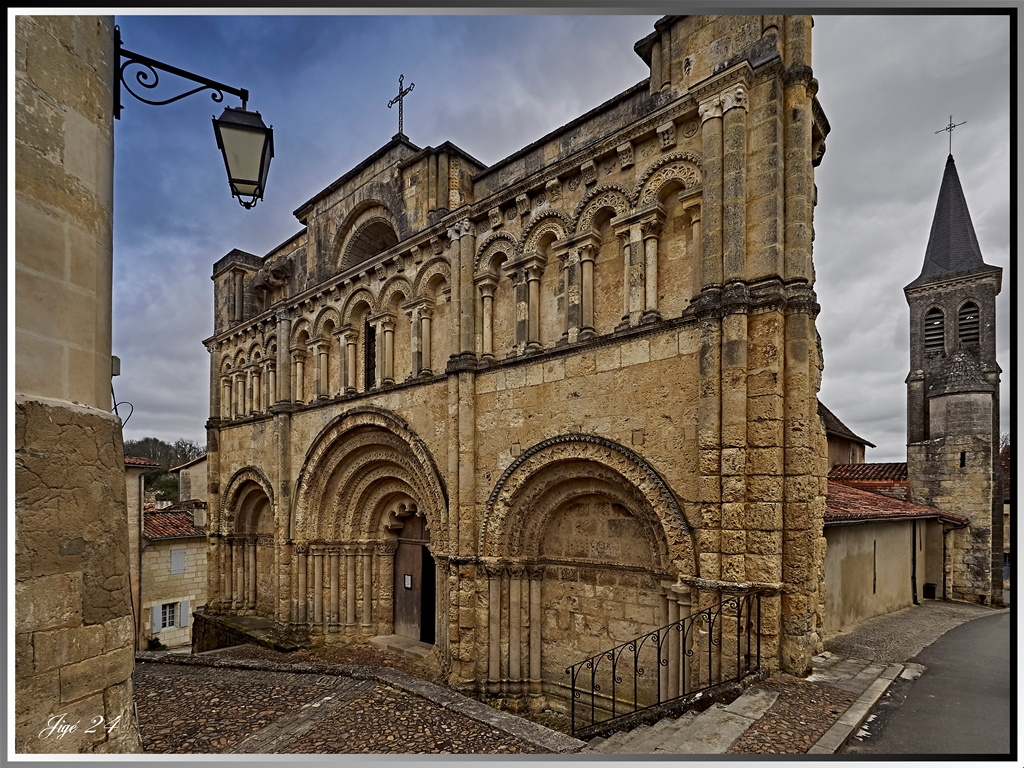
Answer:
904, 153, 1003, 605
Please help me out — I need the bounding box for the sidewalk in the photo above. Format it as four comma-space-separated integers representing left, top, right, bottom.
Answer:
736, 599, 1003, 755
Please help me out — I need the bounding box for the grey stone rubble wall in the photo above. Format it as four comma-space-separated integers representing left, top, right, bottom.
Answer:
135, 652, 585, 753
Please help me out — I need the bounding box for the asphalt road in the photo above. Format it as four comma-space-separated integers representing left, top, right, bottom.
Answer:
841, 610, 1013, 756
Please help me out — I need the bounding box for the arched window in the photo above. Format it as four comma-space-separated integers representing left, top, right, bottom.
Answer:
958, 301, 980, 345
924, 307, 944, 354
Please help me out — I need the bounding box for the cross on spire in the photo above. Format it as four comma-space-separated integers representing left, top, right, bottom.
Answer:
388, 74, 415, 137
935, 114, 966, 156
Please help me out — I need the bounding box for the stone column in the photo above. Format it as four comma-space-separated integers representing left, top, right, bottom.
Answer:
296, 543, 307, 625
616, 231, 632, 331
698, 94, 724, 289
232, 538, 243, 609
641, 218, 662, 323
673, 583, 693, 694
266, 364, 276, 410
247, 537, 257, 609
328, 547, 340, 633
722, 84, 748, 282
234, 271, 244, 322
312, 547, 324, 633
292, 351, 305, 403
223, 536, 233, 611
342, 327, 358, 394
486, 563, 503, 694
477, 279, 497, 359
512, 268, 529, 351
526, 566, 543, 696
373, 319, 383, 389
525, 264, 542, 353
665, 589, 681, 700
221, 377, 232, 419
233, 374, 243, 418
558, 249, 576, 344
381, 316, 395, 385
346, 546, 357, 634
579, 244, 596, 338
318, 342, 329, 398
419, 307, 433, 375
377, 542, 397, 635
276, 311, 292, 402
687, 204, 703, 299
460, 223, 477, 357
252, 369, 261, 413
508, 565, 524, 695
407, 305, 421, 377
361, 544, 374, 633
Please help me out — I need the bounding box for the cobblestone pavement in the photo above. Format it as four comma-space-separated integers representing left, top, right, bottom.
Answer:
726, 674, 859, 755
133, 647, 560, 755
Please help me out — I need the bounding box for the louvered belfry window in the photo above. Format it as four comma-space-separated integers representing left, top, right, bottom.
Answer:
958, 301, 980, 344
924, 307, 945, 353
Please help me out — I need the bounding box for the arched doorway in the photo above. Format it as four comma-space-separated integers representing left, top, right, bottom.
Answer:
221, 470, 276, 617
390, 509, 435, 644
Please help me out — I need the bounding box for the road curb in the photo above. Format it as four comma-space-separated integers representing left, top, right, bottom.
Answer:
806, 663, 903, 754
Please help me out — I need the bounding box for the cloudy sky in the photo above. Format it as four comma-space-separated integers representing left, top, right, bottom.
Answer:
105, 9, 1012, 462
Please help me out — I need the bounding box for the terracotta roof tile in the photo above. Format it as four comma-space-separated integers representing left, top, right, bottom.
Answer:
826, 480, 967, 526
143, 509, 206, 540
829, 462, 908, 483
125, 455, 161, 468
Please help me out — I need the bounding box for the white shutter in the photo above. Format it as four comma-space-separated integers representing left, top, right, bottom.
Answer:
151, 605, 161, 633
178, 599, 190, 628
170, 549, 186, 574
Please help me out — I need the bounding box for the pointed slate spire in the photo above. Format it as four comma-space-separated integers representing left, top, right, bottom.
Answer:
906, 154, 996, 289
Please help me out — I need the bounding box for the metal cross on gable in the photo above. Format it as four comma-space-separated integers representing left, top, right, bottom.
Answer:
935, 114, 966, 155
388, 74, 415, 136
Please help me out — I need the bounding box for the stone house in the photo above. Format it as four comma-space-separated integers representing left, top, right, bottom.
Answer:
203, 13, 833, 713
15, 15, 142, 753
171, 454, 209, 521
139, 502, 208, 649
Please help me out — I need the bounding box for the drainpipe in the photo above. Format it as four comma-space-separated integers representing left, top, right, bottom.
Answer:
911, 520, 919, 605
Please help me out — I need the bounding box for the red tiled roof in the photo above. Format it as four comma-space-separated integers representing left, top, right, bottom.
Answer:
829, 462, 909, 483
125, 455, 161, 468
143, 509, 206, 540
825, 480, 967, 526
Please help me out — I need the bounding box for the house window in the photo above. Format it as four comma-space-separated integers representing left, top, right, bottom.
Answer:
170, 549, 186, 574
924, 307, 944, 354
161, 602, 177, 629
958, 301, 980, 344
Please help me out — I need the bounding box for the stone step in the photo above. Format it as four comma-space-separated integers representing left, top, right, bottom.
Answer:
627, 711, 699, 753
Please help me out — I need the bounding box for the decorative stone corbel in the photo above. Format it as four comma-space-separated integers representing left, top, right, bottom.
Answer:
488, 207, 503, 229
657, 121, 677, 150
616, 141, 634, 169
545, 178, 562, 203
515, 194, 530, 217
581, 160, 597, 186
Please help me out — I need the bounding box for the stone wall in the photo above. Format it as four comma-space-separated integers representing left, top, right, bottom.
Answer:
204, 14, 830, 702
15, 15, 141, 753
141, 539, 208, 648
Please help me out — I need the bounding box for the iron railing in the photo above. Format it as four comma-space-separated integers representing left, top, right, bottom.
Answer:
564, 592, 761, 737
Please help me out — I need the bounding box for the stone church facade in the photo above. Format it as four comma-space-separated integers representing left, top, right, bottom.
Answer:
203, 14, 832, 704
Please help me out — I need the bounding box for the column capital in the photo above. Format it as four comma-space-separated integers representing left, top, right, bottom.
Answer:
721, 84, 748, 113
483, 561, 506, 579
507, 563, 525, 579
698, 94, 723, 122
640, 217, 663, 240
376, 541, 398, 556
446, 218, 473, 241
476, 277, 498, 299
525, 565, 545, 581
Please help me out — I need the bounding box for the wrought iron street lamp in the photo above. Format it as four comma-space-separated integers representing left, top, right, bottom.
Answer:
115, 25, 274, 210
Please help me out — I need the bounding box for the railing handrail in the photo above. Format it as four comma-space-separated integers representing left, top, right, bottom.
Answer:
564, 591, 762, 736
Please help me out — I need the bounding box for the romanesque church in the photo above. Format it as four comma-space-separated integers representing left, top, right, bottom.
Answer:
199, 14, 1002, 719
